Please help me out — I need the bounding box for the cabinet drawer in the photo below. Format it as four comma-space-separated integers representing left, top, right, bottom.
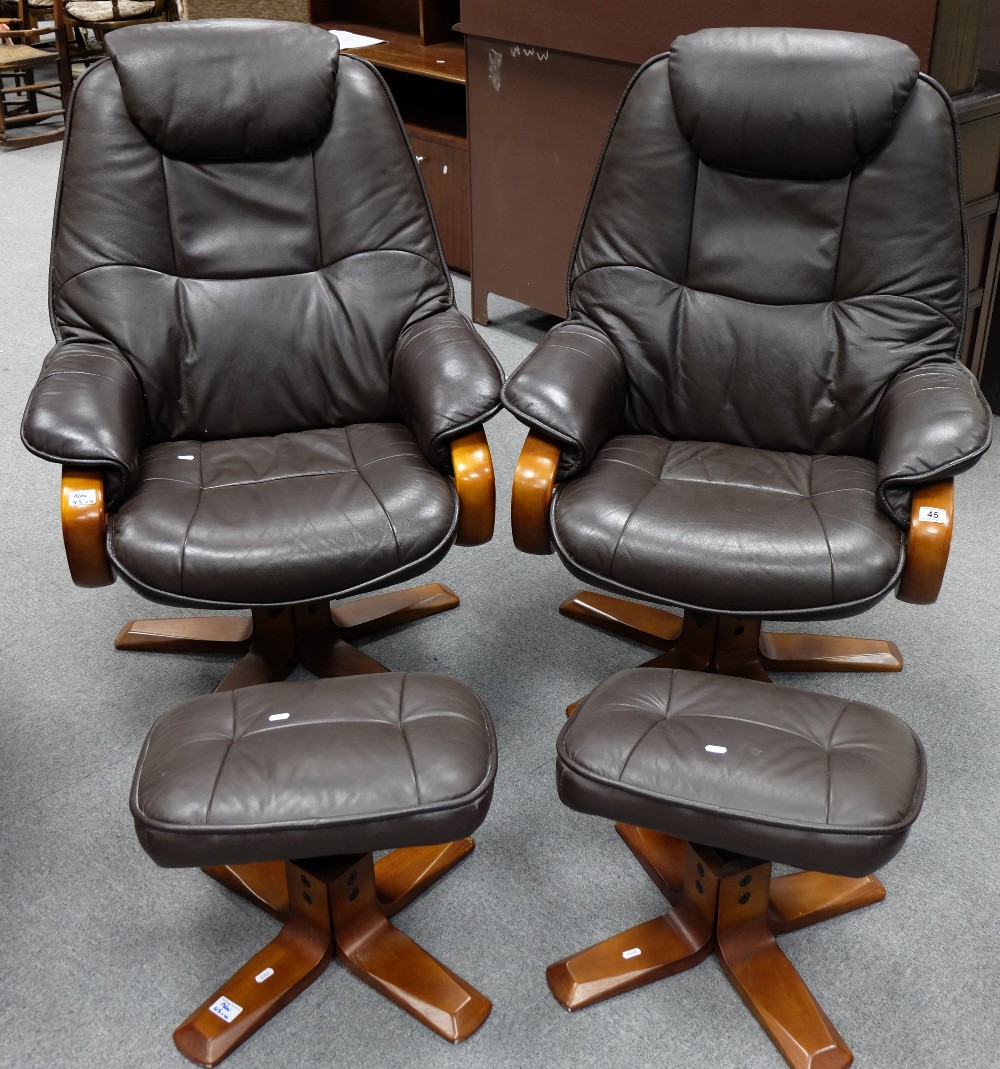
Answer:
410, 131, 471, 274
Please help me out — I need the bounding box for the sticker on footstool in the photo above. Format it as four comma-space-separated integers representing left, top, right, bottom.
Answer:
209, 996, 243, 1023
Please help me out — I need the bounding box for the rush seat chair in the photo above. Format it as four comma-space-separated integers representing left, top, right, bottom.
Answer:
21, 20, 503, 695
505, 27, 992, 683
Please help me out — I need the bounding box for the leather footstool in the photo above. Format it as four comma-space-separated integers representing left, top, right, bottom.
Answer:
131, 672, 497, 1067
549, 667, 926, 1069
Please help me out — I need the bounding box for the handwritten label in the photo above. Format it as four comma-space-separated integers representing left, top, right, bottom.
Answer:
209, 997, 243, 1023
69, 489, 97, 508
510, 44, 549, 61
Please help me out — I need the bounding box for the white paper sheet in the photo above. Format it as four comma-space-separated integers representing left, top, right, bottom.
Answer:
328, 29, 386, 50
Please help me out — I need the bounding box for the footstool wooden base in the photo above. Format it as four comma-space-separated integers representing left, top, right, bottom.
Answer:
176, 850, 490, 1066
550, 667, 926, 1069
131, 673, 497, 1065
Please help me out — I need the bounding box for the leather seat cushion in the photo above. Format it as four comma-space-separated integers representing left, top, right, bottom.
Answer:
131, 673, 497, 867
557, 668, 925, 877
108, 423, 457, 608
551, 435, 904, 617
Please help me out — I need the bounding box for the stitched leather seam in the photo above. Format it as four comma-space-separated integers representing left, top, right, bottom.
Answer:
825, 700, 853, 823
204, 694, 238, 825
572, 263, 962, 322
161, 148, 179, 279
397, 675, 422, 805
175, 445, 203, 595
608, 479, 660, 576
808, 456, 837, 604
344, 424, 402, 568
618, 715, 668, 783
671, 711, 826, 745
54, 247, 440, 289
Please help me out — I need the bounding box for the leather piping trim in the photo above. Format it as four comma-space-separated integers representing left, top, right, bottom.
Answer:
557, 726, 926, 838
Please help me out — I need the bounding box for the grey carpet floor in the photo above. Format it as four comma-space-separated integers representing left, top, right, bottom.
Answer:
2, 139, 999, 1069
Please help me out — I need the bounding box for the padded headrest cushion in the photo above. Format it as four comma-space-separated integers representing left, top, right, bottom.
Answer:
668, 27, 919, 180
105, 20, 339, 159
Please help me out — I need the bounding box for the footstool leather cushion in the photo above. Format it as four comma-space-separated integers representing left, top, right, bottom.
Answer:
131, 673, 496, 867
557, 668, 925, 877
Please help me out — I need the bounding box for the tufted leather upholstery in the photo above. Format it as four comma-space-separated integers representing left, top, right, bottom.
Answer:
552, 438, 904, 616
557, 668, 925, 877
504, 28, 991, 619
132, 673, 497, 867
21, 21, 502, 607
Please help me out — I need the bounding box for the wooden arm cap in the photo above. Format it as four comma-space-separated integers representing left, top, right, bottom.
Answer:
896, 480, 954, 605
451, 428, 495, 546
61, 468, 115, 588
511, 431, 561, 555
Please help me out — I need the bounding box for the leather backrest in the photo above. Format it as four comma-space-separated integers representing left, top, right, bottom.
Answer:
106, 21, 340, 159
571, 27, 966, 458
51, 22, 451, 444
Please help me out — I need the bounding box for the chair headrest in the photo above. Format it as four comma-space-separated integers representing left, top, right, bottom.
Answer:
668, 27, 920, 180
105, 20, 339, 159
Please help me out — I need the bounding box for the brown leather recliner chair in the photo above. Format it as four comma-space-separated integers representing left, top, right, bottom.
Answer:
505, 27, 992, 683
21, 21, 504, 694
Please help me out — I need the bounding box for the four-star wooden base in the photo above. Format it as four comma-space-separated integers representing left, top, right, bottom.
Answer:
114, 582, 460, 692
177, 842, 490, 1067
549, 828, 885, 1069
560, 590, 903, 683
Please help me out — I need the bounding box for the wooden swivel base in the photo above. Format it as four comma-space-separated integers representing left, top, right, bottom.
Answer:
117, 583, 466, 924
548, 830, 886, 1069
560, 590, 903, 682
175, 843, 490, 1067
115, 582, 460, 693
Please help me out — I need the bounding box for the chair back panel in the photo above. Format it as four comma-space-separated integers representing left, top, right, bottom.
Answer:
51, 33, 450, 444
570, 29, 965, 459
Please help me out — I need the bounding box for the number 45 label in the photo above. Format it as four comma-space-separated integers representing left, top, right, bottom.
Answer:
918, 506, 948, 524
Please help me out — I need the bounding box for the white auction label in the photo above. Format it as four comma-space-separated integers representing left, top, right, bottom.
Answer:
622, 947, 642, 960
69, 489, 97, 508
918, 506, 948, 524
208, 997, 243, 1023
255, 967, 275, 984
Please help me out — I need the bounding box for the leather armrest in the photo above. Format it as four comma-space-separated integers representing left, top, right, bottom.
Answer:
511, 431, 561, 554
502, 321, 626, 478
391, 308, 504, 472
896, 480, 954, 604
873, 361, 992, 527
21, 341, 145, 508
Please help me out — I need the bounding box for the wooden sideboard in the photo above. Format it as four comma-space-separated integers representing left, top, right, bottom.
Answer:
459, 0, 1000, 396
309, 1, 471, 272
